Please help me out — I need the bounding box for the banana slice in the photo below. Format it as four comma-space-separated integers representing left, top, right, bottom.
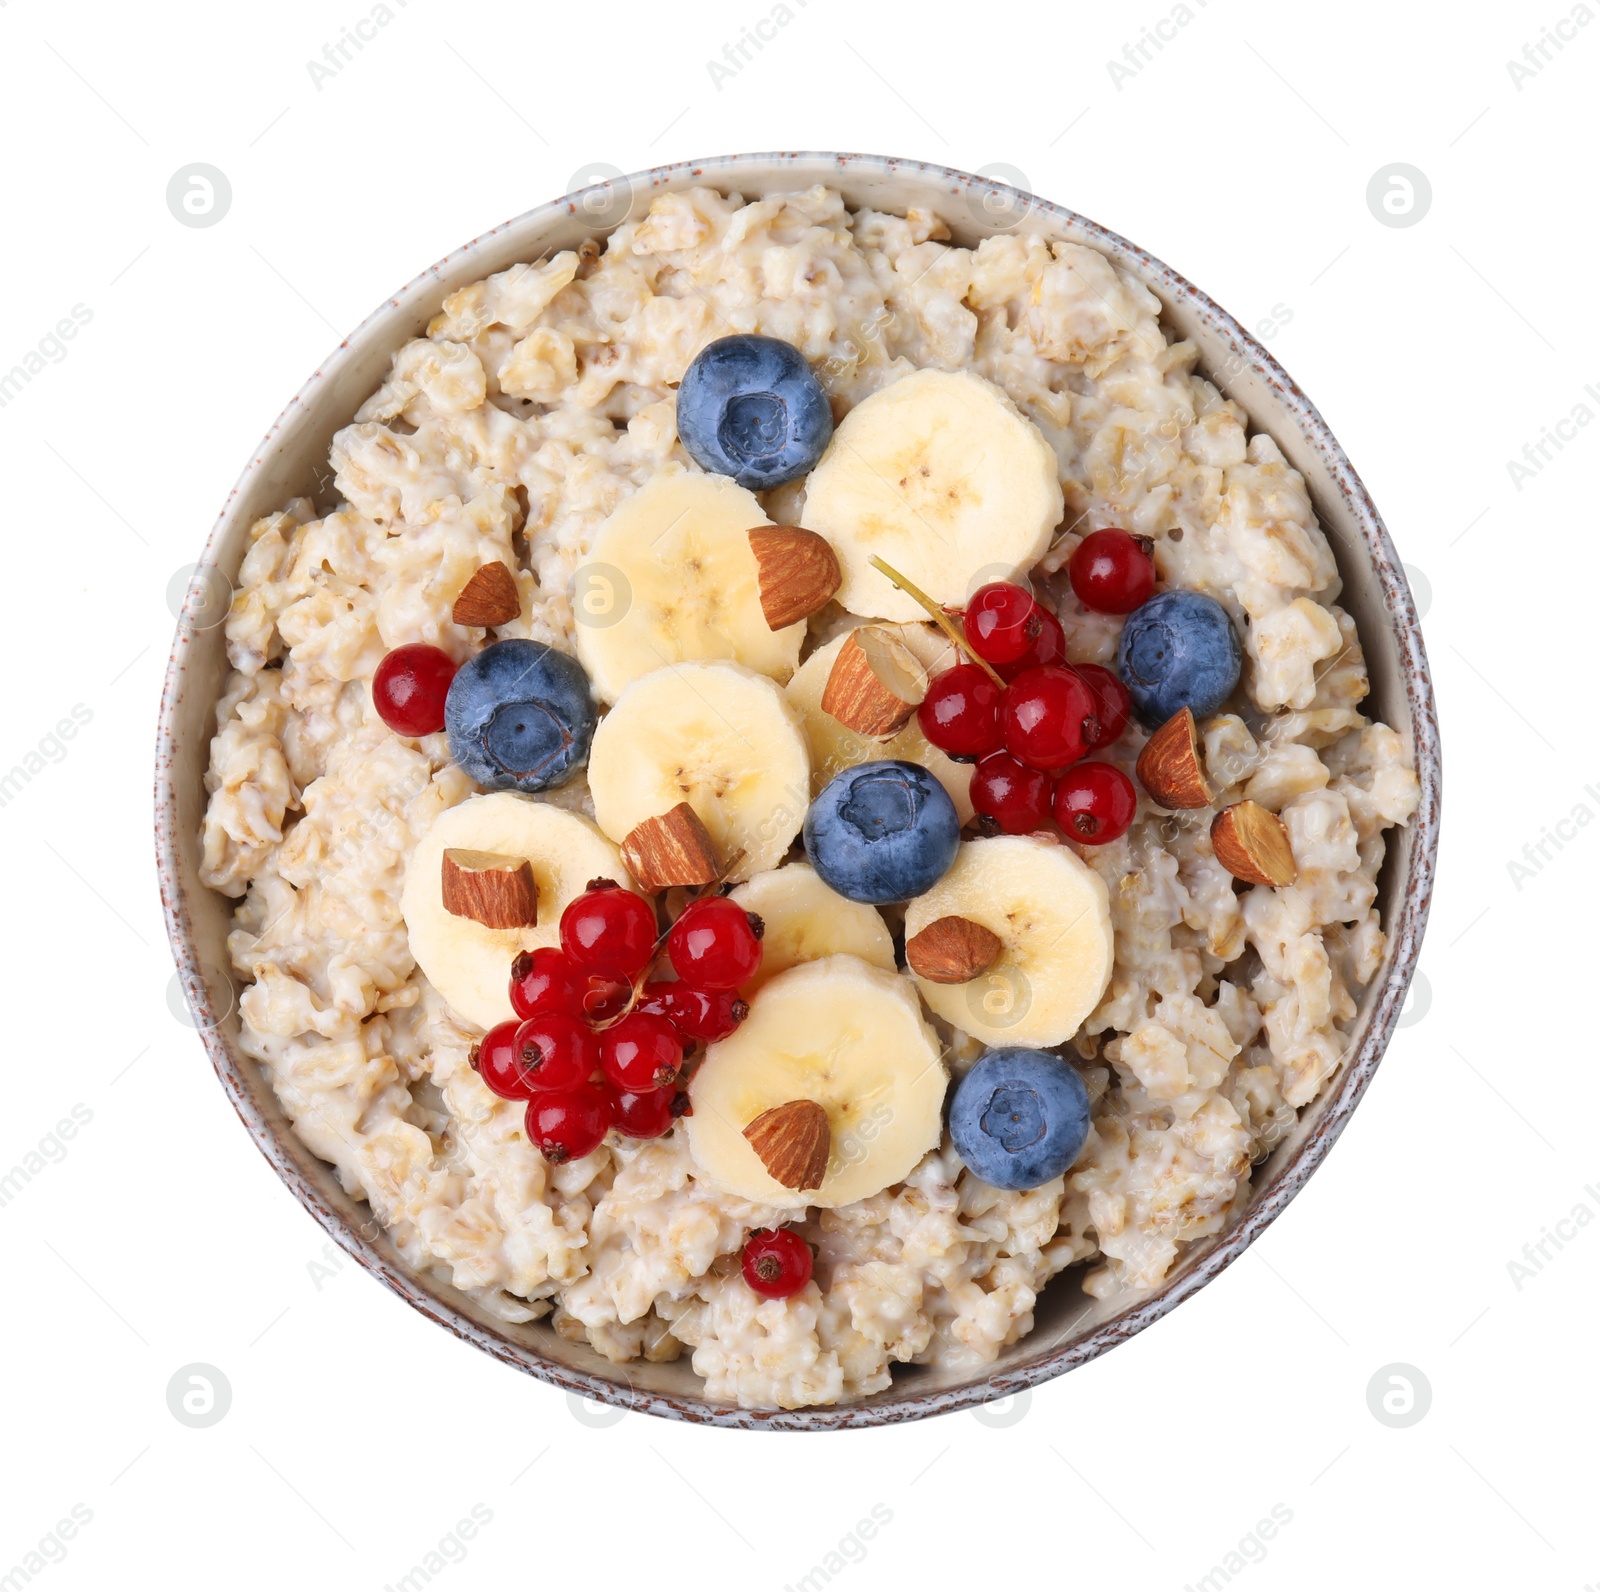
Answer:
587, 660, 810, 882
730, 862, 895, 995
401, 793, 637, 1030
800, 369, 1064, 620
574, 464, 805, 704
904, 835, 1113, 1047
785, 623, 975, 825
686, 956, 947, 1209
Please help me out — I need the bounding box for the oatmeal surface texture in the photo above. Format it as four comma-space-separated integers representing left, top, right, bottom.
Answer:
200, 184, 1420, 1409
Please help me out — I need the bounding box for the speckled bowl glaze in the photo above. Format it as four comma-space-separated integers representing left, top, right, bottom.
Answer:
155, 153, 1441, 1430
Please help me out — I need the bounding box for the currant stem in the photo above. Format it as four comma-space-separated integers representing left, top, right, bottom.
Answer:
867, 556, 1006, 688
708, 848, 747, 892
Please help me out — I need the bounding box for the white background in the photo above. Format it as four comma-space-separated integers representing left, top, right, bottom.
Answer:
0, 0, 1591, 1586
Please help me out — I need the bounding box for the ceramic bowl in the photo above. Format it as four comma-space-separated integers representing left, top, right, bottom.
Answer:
156, 152, 1441, 1430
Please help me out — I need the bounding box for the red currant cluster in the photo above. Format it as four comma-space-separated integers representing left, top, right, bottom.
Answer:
915, 532, 1155, 846
472, 881, 762, 1164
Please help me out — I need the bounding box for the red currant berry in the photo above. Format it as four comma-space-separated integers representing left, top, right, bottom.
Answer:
970, 751, 1054, 834
559, 880, 658, 979
372, 644, 457, 736
1075, 663, 1131, 749
964, 582, 1041, 665
667, 898, 763, 991
635, 982, 750, 1043
600, 1012, 685, 1092
1069, 529, 1156, 614
608, 1086, 676, 1140
1053, 761, 1137, 844
525, 1083, 612, 1163
514, 1012, 598, 1091
509, 947, 584, 1020
741, 1228, 813, 1299
1000, 664, 1100, 772
997, 602, 1067, 681
917, 664, 1003, 761
473, 1019, 537, 1100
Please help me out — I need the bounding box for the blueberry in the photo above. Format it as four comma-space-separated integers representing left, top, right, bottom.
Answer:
1117, 589, 1242, 727
444, 639, 596, 793
803, 759, 960, 905
949, 1047, 1091, 1191
676, 334, 833, 489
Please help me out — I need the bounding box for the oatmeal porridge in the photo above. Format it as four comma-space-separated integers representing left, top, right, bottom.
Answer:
199, 183, 1420, 1410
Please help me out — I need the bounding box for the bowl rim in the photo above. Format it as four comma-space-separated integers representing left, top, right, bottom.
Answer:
155, 150, 1441, 1430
